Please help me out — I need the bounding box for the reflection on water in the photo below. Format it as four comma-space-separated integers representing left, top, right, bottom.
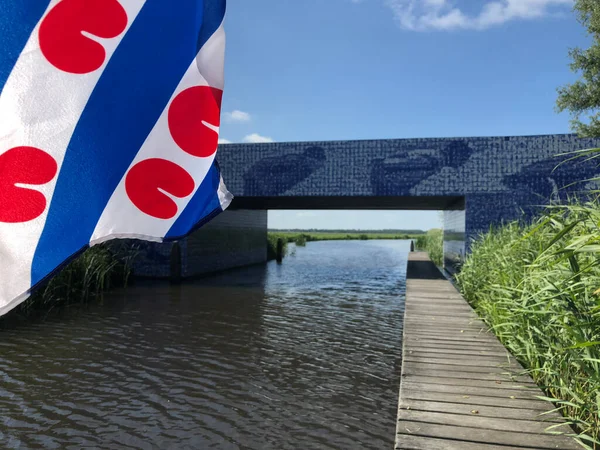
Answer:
0, 240, 408, 449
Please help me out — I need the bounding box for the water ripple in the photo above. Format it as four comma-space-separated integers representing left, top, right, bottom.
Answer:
0, 240, 407, 449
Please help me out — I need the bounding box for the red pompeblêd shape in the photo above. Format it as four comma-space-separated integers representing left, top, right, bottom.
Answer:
39, 0, 128, 74
125, 159, 195, 220
168, 86, 222, 158
0, 147, 58, 223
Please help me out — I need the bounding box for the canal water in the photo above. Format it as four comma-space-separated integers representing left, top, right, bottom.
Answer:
1, 240, 408, 449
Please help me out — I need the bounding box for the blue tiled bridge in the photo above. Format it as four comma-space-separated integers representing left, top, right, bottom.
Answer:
130, 134, 600, 277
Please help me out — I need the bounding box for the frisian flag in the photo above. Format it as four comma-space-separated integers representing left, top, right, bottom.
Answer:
0, 0, 232, 316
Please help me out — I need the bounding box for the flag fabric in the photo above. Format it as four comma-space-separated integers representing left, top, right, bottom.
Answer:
0, 0, 232, 316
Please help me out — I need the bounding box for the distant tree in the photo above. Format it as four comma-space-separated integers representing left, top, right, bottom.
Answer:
557, 0, 600, 137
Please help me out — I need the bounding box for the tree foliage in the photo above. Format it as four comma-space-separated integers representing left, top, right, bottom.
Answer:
557, 0, 600, 137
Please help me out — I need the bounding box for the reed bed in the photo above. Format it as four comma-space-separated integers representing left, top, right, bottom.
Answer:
456, 199, 600, 448
3, 244, 132, 322
267, 234, 288, 261
415, 229, 444, 266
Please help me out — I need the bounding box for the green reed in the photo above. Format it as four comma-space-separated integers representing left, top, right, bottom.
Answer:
456, 198, 600, 448
4, 244, 132, 322
415, 228, 444, 266
267, 234, 288, 261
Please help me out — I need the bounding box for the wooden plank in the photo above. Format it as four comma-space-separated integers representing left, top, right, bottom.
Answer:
406, 307, 478, 313
405, 319, 481, 326
396, 409, 574, 434
399, 399, 564, 422
402, 374, 537, 389
404, 352, 518, 364
405, 312, 478, 319
402, 366, 533, 383
406, 312, 478, 318
404, 353, 515, 364
406, 326, 496, 335
405, 318, 482, 325
396, 421, 578, 449
401, 367, 533, 384
402, 390, 561, 411
405, 316, 482, 322
406, 326, 490, 333
402, 361, 523, 375
406, 327, 492, 333
403, 356, 519, 369
406, 332, 501, 341
408, 305, 470, 310
405, 331, 496, 339
406, 302, 474, 308
408, 296, 463, 300
404, 339, 508, 351
401, 381, 550, 403
405, 349, 514, 359
405, 343, 508, 353
408, 284, 457, 289
406, 300, 473, 306
396, 253, 578, 450
408, 295, 466, 299
408, 291, 465, 297
404, 347, 510, 358
406, 335, 510, 346
396, 434, 530, 450
404, 342, 510, 354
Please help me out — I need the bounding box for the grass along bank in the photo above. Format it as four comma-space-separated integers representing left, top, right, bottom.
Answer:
414, 229, 443, 266
267, 231, 421, 261
271, 231, 421, 245
455, 200, 600, 447
2, 244, 132, 323
267, 234, 288, 261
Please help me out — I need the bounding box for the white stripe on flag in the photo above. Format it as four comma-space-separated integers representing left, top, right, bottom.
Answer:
217, 175, 233, 211
90, 23, 227, 245
0, 0, 144, 312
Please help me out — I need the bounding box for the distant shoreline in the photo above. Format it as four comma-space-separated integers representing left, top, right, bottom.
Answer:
266, 230, 437, 261
268, 231, 421, 243
268, 229, 427, 235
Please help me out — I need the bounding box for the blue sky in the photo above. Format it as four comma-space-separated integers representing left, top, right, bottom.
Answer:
218, 0, 585, 230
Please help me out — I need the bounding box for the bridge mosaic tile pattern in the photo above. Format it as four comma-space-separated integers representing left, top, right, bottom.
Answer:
219, 134, 600, 268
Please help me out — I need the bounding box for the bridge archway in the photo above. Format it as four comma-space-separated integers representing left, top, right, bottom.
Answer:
129, 134, 600, 279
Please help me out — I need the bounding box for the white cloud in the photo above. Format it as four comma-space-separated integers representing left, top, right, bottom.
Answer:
381, 0, 572, 31
243, 133, 274, 143
218, 138, 232, 144
224, 110, 251, 122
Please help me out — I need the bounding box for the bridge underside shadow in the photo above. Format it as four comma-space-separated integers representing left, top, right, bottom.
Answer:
125, 197, 465, 281
228, 196, 466, 273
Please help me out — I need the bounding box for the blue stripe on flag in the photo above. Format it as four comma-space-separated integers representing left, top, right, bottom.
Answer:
197, 0, 226, 52
0, 0, 51, 94
165, 162, 222, 240
32, 0, 226, 286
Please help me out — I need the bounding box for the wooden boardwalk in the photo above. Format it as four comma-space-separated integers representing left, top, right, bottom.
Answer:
395, 253, 579, 450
